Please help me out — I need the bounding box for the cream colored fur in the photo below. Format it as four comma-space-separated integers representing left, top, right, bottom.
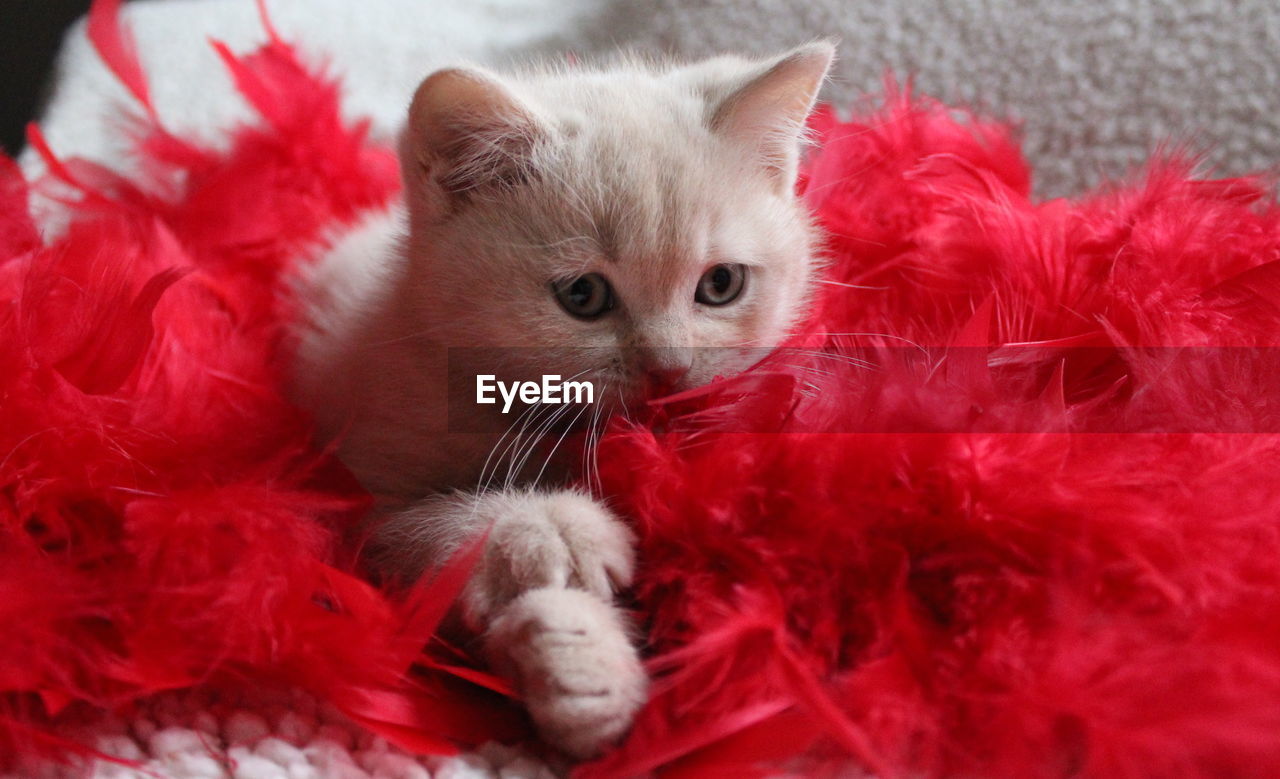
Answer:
291, 43, 833, 758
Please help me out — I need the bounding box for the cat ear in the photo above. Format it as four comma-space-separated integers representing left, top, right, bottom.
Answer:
401, 67, 548, 216
706, 42, 835, 194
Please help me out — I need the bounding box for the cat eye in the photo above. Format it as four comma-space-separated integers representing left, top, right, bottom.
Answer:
695, 263, 746, 306
553, 273, 615, 319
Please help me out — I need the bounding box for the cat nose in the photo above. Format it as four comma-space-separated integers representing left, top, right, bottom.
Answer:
638, 350, 692, 396
645, 365, 689, 394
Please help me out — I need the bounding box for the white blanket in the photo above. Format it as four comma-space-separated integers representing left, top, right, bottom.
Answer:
22, 0, 1280, 199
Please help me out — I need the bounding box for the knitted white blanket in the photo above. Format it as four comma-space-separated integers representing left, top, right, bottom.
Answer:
8, 689, 558, 779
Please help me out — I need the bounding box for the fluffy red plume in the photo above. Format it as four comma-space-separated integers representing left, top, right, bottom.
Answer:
581, 88, 1280, 778
6, 5, 1280, 777
0, 0, 521, 767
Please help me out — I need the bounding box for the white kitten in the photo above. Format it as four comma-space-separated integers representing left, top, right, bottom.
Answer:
291, 43, 833, 758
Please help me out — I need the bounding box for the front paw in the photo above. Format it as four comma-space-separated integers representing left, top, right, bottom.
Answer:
486, 587, 647, 759
461, 489, 635, 626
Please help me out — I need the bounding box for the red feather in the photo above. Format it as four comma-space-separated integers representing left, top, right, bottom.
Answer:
0, 0, 519, 767
6, 3, 1280, 777
86, 0, 155, 118
0, 157, 38, 258
580, 88, 1280, 778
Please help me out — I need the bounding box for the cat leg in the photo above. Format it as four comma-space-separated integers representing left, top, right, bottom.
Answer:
486, 587, 646, 759
371, 488, 635, 610
371, 488, 647, 757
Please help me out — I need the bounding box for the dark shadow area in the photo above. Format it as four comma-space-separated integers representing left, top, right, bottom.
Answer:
1, 1, 92, 155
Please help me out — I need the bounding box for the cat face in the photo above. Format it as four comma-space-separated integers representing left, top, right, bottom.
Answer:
399, 45, 833, 410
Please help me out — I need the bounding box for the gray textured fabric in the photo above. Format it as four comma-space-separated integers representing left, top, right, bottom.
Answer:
23, 0, 1280, 199
549, 0, 1280, 197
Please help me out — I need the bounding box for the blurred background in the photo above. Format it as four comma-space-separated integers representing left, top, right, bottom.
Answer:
7, 0, 1280, 198
1, 1, 90, 155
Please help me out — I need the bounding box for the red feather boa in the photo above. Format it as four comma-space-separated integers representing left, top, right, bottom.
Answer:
5, 3, 1280, 776
1, 0, 523, 765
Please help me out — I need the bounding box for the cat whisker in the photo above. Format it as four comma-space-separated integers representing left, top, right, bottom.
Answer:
779, 362, 837, 379
592, 423, 605, 495
364, 328, 435, 348
507, 400, 568, 484
577, 387, 622, 497
500, 368, 597, 489
816, 279, 889, 291
478, 399, 545, 495
783, 348, 878, 371
803, 330, 921, 343
490, 398, 561, 493
591, 393, 610, 495
533, 400, 593, 486
579, 398, 599, 494
478, 367, 595, 492
506, 402, 574, 489
775, 329, 930, 358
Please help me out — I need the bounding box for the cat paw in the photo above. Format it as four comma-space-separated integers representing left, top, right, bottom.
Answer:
461, 490, 635, 625
486, 587, 647, 759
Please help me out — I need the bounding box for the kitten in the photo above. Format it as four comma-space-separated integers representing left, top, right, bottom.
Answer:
291, 43, 833, 758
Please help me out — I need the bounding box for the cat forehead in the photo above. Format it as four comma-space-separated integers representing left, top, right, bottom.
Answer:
467, 125, 732, 267
525, 81, 758, 252
529, 146, 722, 272
461, 64, 799, 275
